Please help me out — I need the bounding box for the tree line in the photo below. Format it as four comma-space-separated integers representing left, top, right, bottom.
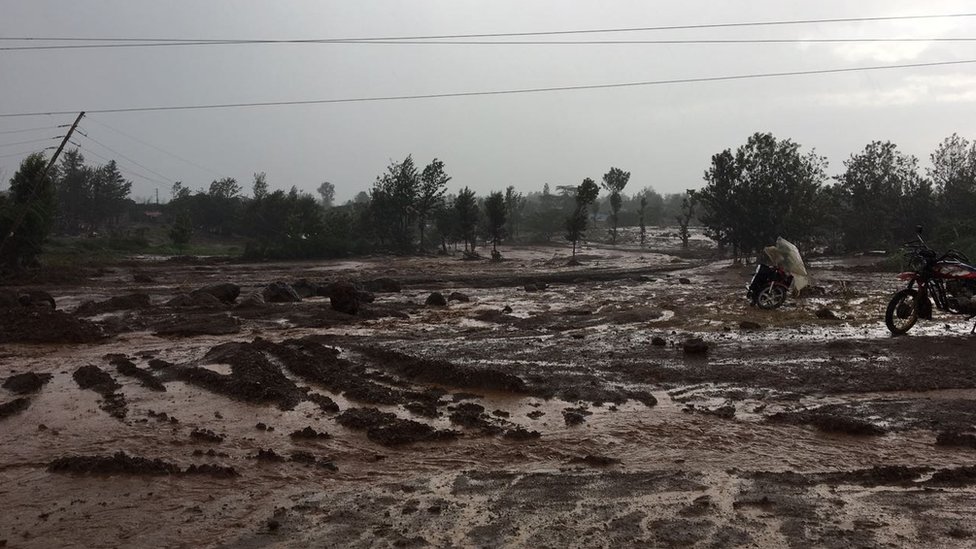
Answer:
3, 131, 974, 270
695, 132, 976, 261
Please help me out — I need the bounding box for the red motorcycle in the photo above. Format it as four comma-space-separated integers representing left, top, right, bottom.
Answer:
885, 227, 976, 335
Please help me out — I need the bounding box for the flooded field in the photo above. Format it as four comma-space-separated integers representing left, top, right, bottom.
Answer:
3, 242, 976, 548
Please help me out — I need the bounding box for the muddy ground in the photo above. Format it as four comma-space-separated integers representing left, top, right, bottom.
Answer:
2, 240, 976, 548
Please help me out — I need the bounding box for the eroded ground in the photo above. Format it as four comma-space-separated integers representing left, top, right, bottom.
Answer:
2, 242, 976, 548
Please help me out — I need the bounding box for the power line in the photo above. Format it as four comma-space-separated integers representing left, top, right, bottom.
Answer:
72, 142, 172, 187
76, 130, 176, 183
0, 125, 58, 135
85, 117, 225, 178
6, 36, 976, 51
2, 57, 975, 119
2, 12, 975, 44
0, 148, 52, 159
0, 136, 58, 148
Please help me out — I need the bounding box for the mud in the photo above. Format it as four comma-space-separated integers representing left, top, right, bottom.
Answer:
5, 242, 976, 547
0, 307, 103, 343
0, 397, 30, 420
2, 372, 52, 394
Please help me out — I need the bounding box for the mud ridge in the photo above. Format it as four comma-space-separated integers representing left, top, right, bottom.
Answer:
2, 372, 52, 395
0, 397, 30, 420
336, 407, 458, 446
72, 365, 128, 419
106, 355, 166, 392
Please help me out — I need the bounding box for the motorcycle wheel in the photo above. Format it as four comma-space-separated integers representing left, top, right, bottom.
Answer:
756, 285, 786, 309
885, 288, 919, 336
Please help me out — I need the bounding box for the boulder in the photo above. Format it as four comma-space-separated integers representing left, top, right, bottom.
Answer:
263, 282, 302, 303
524, 282, 549, 292
651, 336, 667, 347
329, 282, 361, 315
133, 272, 154, 284
683, 337, 709, 354
165, 292, 224, 309
236, 292, 266, 309
17, 290, 56, 309
448, 292, 470, 303
364, 278, 401, 293
0, 289, 20, 308
739, 320, 763, 330
75, 293, 150, 316
291, 279, 325, 299
190, 283, 240, 304
678, 277, 692, 285
815, 308, 840, 320
153, 313, 241, 337
425, 292, 448, 307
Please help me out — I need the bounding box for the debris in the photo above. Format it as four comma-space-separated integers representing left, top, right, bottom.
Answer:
425, 292, 448, 307
263, 282, 302, 303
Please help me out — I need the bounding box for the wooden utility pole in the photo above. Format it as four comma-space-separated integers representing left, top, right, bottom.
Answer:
0, 111, 85, 255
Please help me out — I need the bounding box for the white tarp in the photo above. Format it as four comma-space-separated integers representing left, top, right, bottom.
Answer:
763, 237, 810, 291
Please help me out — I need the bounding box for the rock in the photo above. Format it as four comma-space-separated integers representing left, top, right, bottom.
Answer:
739, 321, 763, 330
816, 308, 840, 320
678, 277, 692, 285
290, 279, 324, 298
236, 292, 266, 309
683, 337, 710, 354
329, 281, 360, 315
448, 292, 470, 303
153, 313, 241, 337
165, 292, 224, 309
524, 282, 549, 292
425, 292, 448, 307
133, 272, 154, 284
364, 278, 402, 293
0, 289, 21, 308
3, 372, 52, 394
263, 282, 302, 303
18, 290, 56, 309
502, 305, 513, 314
190, 283, 240, 304
651, 336, 667, 347
76, 293, 151, 316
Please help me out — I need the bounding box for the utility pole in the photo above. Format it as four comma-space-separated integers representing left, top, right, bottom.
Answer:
155, 188, 159, 205
0, 111, 85, 257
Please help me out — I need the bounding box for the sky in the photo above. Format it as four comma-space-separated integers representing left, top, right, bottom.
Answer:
1, 1, 975, 203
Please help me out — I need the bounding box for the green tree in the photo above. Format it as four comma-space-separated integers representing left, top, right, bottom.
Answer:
417, 159, 450, 250
504, 186, 525, 241
566, 178, 600, 257
253, 172, 269, 199
169, 209, 193, 251
317, 181, 335, 207
928, 134, 976, 240
433, 200, 459, 253
601, 167, 631, 244
638, 196, 647, 247
454, 187, 479, 252
676, 191, 698, 249
697, 132, 827, 260
54, 149, 91, 233
836, 141, 925, 251
484, 191, 506, 255
88, 160, 132, 229
369, 155, 420, 251
0, 153, 56, 270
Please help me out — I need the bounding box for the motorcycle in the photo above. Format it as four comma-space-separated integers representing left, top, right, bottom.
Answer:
885, 227, 976, 335
747, 263, 793, 309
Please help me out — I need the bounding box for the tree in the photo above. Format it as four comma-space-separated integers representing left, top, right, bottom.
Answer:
928, 134, 976, 239
504, 186, 525, 241
601, 167, 631, 244
169, 209, 193, 251
836, 141, 925, 251
484, 191, 506, 256
0, 153, 56, 270
676, 192, 698, 249
171, 181, 191, 201
88, 160, 132, 229
697, 132, 827, 261
209, 177, 241, 200
54, 149, 91, 233
638, 196, 647, 247
433, 201, 460, 253
317, 181, 335, 208
369, 156, 419, 251
566, 178, 600, 257
417, 159, 450, 250
454, 187, 479, 252
253, 172, 269, 200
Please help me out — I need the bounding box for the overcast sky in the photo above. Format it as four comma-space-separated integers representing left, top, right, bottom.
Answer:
2, 1, 975, 203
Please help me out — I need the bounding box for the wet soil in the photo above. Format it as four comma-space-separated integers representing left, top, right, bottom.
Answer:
4, 242, 976, 547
